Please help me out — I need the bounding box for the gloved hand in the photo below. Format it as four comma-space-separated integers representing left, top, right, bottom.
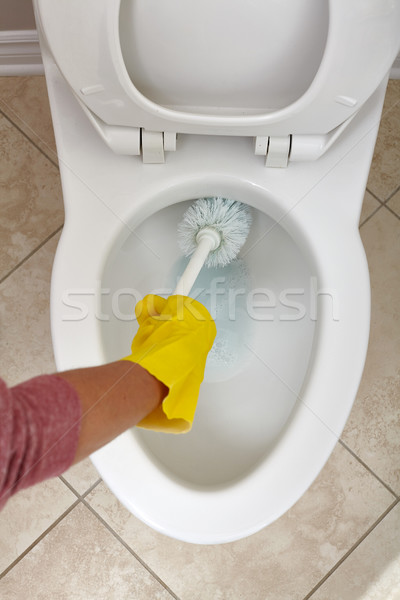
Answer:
122, 294, 217, 433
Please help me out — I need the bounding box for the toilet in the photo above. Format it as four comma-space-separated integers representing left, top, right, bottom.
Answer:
33, 0, 400, 544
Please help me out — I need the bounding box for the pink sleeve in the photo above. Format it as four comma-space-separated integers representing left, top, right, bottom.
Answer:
0, 374, 82, 509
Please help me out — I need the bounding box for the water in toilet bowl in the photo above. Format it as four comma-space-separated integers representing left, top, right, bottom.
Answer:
168, 256, 254, 382
100, 199, 316, 487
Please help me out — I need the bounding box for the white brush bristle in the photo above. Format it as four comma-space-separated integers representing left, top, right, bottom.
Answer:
178, 197, 252, 268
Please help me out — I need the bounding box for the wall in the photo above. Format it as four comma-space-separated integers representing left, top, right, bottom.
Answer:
1, 0, 36, 31
0, 0, 41, 75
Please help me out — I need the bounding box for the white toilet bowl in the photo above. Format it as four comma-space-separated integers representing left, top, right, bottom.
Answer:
34, 0, 400, 543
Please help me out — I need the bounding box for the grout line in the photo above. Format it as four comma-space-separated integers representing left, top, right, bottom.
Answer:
302, 498, 400, 600
0, 224, 63, 286
384, 183, 400, 204
0, 105, 59, 170
81, 498, 181, 600
365, 187, 385, 205
359, 186, 400, 227
384, 202, 400, 221
80, 478, 103, 499
57, 475, 82, 500
58, 474, 102, 501
338, 440, 399, 499
364, 184, 400, 209
359, 203, 383, 228
0, 498, 80, 580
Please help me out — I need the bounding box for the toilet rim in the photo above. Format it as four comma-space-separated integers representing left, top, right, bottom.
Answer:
51, 178, 370, 544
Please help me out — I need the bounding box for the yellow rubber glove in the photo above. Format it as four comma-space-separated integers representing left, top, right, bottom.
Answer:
122, 294, 217, 433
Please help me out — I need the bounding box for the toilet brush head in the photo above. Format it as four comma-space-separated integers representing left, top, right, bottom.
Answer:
178, 197, 252, 268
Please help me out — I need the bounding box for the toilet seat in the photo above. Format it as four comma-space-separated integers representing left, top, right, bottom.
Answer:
36, 0, 400, 162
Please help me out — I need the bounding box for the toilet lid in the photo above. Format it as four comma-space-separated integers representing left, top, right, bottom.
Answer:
37, 0, 400, 139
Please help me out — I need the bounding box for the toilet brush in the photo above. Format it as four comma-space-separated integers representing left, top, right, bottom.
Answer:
174, 197, 252, 295
125, 197, 251, 434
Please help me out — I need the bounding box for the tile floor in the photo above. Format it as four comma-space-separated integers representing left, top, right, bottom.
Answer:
0, 76, 399, 599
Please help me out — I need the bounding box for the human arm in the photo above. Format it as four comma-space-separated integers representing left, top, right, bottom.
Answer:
59, 360, 167, 465
0, 364, 167, 509
0, 294, 215, 508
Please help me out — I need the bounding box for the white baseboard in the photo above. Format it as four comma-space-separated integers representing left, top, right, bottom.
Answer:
0, 30, 44, 76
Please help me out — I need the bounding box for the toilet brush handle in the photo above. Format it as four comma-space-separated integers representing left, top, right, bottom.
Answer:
173, 231, 219, 296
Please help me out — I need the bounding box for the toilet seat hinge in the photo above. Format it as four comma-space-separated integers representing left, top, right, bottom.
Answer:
141, 129, 177, 164
255, 135, 291, 168
256, 115, 359, 166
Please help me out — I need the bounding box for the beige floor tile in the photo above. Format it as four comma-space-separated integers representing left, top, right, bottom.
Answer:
342, 208, 400, 493
310, 502, 400, 600
367, 98, 400, 201
0, 503, 174, 600
0, 76, 57, 164
0, 114, 63, 280
383, 79, 400, 114
61, 458, 101, 496
86, 444, 394, 600
360, 190, 381, 225
387, 188, 400, 218
0, 478, 76, 574
0, 233, 59, 386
